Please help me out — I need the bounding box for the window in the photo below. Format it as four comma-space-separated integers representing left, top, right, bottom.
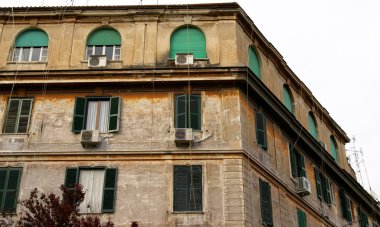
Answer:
12, 29, 48, 62
248, 47, 260, 78
339, 189, 353, 223
170, 26, 206, 59
283, 85, 294, 113
308, 112, 318, 139
85, 28, 121, 60
0, 168, 22, 213
297, 208, 307, 227
64, 167, 117, 213
358, 208, 369, 227
72, 97, 121, 133
314, 167, 332, 205
255, 111, 267, 149
330, 136, 339, 162
3, 98, 33, 133
174, 94, 201, 130
173, 165, 202, 212
289, 144, 306, 178
259, 179, 273, 226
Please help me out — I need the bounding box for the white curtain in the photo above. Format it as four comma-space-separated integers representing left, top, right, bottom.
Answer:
86, 101, 98, 131
99, 101, 109, 133
79, 169, 105, 213
85, 100, 109, 133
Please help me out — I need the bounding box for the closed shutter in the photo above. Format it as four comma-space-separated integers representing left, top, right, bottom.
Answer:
17, 99, 33, 133
188, 166, 202, 211
174, 166, 188, 211
64, 168, 78, 193
108, 97, 121, 132
324, 178, 332, 205
189, 95, 201, 130
0, 168, 22, 212
339, 189, 352, 222
174, 95, 187, 128
297, 209, 307, 227
102, 168, 117, 212
255, 112, 267, 149
260, 179, 273, 226
72, 97, 86, 133
289, 144, 298, 177
298, 153, 306, 178
4, 99, 20, 133
314, 167, 322, 199
359, 207, 369, 227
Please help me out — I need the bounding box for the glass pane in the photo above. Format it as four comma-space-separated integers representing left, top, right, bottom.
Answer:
86, 46, 93, 60
114, 46, 120, 60
31, 47, 41, 61
41, 47, 47, 61
105, 46, 113, 60
12, 48, 20, 61
21, 47, 31, 61
94, 46, 103, 55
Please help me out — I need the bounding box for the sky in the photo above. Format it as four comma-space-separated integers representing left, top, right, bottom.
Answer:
1, 0, 379, 197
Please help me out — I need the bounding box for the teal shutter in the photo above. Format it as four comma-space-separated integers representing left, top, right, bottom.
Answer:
188, 166, 202, 211
174, 166, 202, 211
174, 95, 187, 128
308, 112, 318, 139
102, 168, 117, 212
64, 168, 78, 191
3, 98, 33, 133
330, 136, 338, 162
174, 166, 189, 211
72, 97, 86, 133
289, 144, 298, 177
259, 179, 273, 226
314, 167, 322, 199
297, 209, 307, 227
17, 99, 33, 133
15, 29, 48, 47
283, 85, 293, 113
87, 28, 121, 45
299, 154, 306, 178
0, 168, 22, 212
170, 27, 206, 59
189, 95, 201, 130
255, 112, 267, 149
4, 99, 20, 133
248, 47, 260, 79
108, 97, 121, 132
339, 189, 352, 222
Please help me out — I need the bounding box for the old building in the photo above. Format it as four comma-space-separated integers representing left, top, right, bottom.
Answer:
0, 3, 379, 226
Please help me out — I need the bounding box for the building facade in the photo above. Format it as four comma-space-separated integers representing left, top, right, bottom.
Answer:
0, 3, 379, 226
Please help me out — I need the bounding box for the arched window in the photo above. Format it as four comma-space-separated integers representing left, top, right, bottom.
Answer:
86, 28, 121, 60
170, 26, 206, 59
283, 85, 294, 113
330, 136, 339, 162
12, 29, 48, 62
248, 47, 260, 79
308, 112, 318, 139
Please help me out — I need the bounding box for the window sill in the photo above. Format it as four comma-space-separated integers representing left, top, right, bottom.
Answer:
7, 61, 47, 64
0, 133, 29, 135
172, 211, 204, 214
80, 60, 122, 63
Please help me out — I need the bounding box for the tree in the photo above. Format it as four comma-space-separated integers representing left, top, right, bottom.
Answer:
15, 184, 114, 227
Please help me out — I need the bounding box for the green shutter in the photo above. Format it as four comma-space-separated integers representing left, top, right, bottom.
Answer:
259, 179, 273, 226
289, 144, 298, 177
359, 207, 369, 227
15, 29, 48, 47
4, 99, 20, 133
108, 97, 121, 132
189, 95, 201, 130
297, 209, 307, 227
174, 166, 188, 211
3, 98, 33, 133
0, 168, 22, 212
339, 189, 352, 222
248, 47, 260, 79
314, 167, 322, 199
102, 168, 117, 212
255, 111, 267, 149
324, 177, 332, 205
87, 28, 121, 46
283, 85, 293, 113
299, 154, 306, 178
64, 168, 78, 189
17, 99, 33, 133
188, 166, 202, 211
330, 136, 338, 162
170, 26, 206, 59
72, 97, 86, 133
308, 112, 318, 139
174, 95, 187, 128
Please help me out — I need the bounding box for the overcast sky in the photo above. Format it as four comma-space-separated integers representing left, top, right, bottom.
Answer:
2, 0, 379, 197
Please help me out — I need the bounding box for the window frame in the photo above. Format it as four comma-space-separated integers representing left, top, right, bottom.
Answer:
259, 178, 273, 226
0, 167, 22, 213
85, 45, 121, 61
174, 94, 202, 130
339, 189, 353, 223
314, 167, 333, 205
12, 46, 48, 62
3, 97, 33, 134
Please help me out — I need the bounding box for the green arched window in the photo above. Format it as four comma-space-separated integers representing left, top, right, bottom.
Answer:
330, 136, 338, 162
170, 26, 206, 59
283, 85, 294, 113
12, 29, 48, 62
308, 112, 318, 139
248, 47, 260, 79
86, 28, 121, 60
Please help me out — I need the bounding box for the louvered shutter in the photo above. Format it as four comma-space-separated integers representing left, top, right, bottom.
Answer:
174, 95, 187, 128
17, 99, 33, 133
174, 166, 188, 211
339, 189, 352, 222
0, 168, 21, 212
72, 97, 86, 133
255, 112, 267, 149
298, 153, 306, 178
259, 179, 273, 226
189, 95, 201, 130
108, 97, 121, 132
4, 99, 20, 133
325, 178, 332, 205
289, 144, 298, 177
314, 167, 322, 199
64, 168, 78, 198
188, 166, 202, 211
297, 209, 307, 227
102, 168, 117, 212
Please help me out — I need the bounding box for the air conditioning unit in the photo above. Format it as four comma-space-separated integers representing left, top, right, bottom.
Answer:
80, 130, 100, 146
88, 55, 107, 68
174, 128, 193, 143
175, 53, 194, 65
296, 177, 311, 196
319, 141, 327, 150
